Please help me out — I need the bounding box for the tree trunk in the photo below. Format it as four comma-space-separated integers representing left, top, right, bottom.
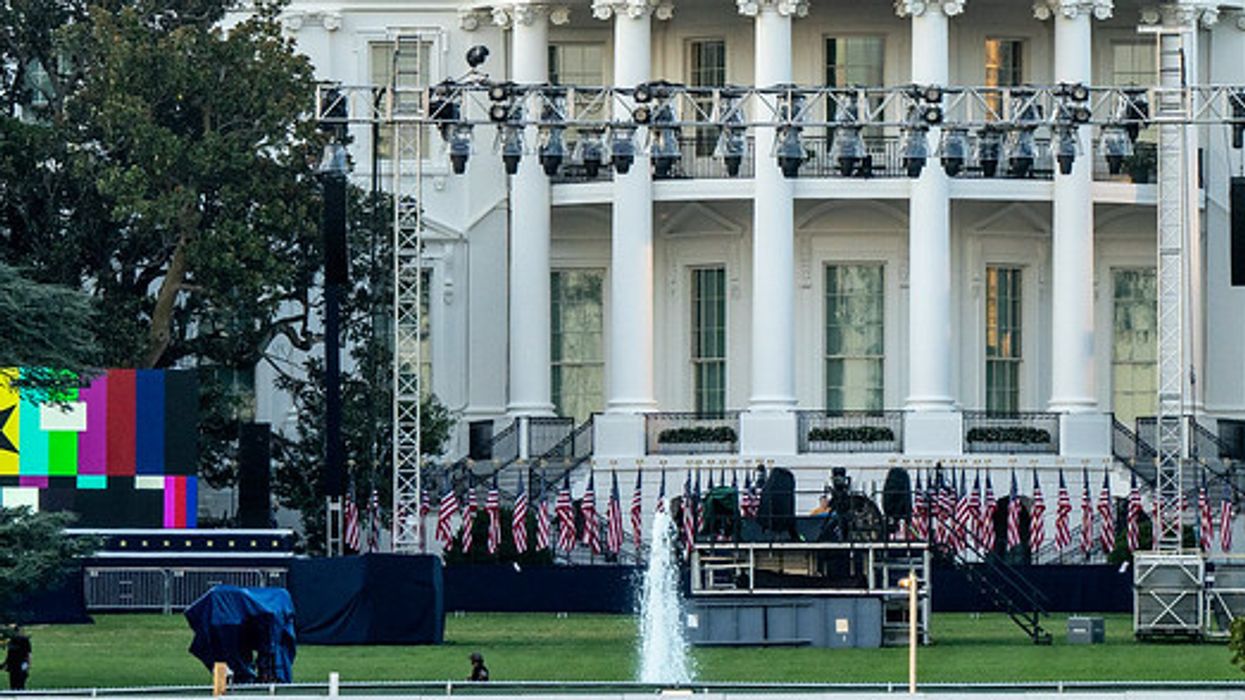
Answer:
142, 235, 188, 368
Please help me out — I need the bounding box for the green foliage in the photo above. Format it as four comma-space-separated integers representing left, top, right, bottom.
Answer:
807, 426, 895, 443
0, 507, 96, 627
0, 264, 100, 403
965, 426, 1052, 445
1230, 617, 1245, 672
657, 426, 738, 444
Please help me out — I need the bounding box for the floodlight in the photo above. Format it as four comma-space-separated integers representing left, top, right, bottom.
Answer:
576, 128, 606, 178
1122, 88, 1150, 144
1099, 124, 1133, 175
1052, 125, 1079, 175
1006, 128, 1038, 178
939, 127, 969, 176
651, 105, 681, 178
448, 123, 473, 175
776, 127, 804, 178
831, 126, 865, 177
901, 126, 929, 178
466, 45, 490, 69
538, 96, 566, 176
977, 125, 1003, 178
609, 126, 636, 174
1232, 90, 1245, 149
500, 125, 523, 175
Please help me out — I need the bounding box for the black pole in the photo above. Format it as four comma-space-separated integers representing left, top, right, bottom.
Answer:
322, 153, 348, 499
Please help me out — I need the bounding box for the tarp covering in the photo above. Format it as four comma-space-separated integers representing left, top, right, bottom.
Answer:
184, 586, 296, 683
288, 554, 443, 645
932, 563, 1132, 613
444, 565, 639, 613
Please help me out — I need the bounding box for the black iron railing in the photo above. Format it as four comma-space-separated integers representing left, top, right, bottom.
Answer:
797, 410, 904, 453
645, 412, 741, 455
963, 412, 1060, 455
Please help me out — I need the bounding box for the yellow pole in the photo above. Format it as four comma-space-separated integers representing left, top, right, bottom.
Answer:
212, 662, 227, 697
907, 568, 917, 694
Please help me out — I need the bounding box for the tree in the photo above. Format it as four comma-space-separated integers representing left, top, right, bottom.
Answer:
0, 263, 100, 402
0, 0, 327, 486
0, 507, 96, 628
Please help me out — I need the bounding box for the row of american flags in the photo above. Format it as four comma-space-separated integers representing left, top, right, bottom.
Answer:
908, 468, 1235, 556
342, 486, 384, 554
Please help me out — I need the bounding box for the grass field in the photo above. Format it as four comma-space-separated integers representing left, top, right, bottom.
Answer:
17, 612, 1242, 688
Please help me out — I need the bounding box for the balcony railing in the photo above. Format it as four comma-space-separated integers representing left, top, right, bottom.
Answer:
797, 410, 904, 453
551, 135, 1157, 185
963, 412, 1060, 454
645, 412, 741, 455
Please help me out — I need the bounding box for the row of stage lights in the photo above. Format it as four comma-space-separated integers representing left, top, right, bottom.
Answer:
422, 80, 1186, 180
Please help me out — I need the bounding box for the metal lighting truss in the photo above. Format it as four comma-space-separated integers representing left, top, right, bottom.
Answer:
312, 76, 1245, 558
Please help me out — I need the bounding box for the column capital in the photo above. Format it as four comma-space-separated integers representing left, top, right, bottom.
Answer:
459, 9, 488, 31
491, 3, 571, 29
737, 0, 808, 19
1139, 3, 1219, 29
894, 0, 964, 18
1032, 0, 1113, 21
281, 10, 342, 32
592, 0, 674, 21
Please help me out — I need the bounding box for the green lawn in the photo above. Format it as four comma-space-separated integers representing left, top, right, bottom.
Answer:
16, 612, 1242, 688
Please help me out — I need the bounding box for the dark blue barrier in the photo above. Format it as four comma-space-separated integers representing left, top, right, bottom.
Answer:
15, 565, 91, 624
444, 565, 641, 613
288, 554, 443, 645
932, 563, 1132, 613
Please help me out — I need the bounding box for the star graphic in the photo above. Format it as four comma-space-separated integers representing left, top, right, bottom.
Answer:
0, 404, 16, 455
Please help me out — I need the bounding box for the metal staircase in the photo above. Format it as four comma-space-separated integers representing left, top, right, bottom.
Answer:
934, 523, 1052, 644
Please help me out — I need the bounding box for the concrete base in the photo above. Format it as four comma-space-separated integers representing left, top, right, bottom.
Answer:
740, 410, 798, 457
1059, 412, 1112, 458
903, 411, 963, 455
592, 412, 647, 458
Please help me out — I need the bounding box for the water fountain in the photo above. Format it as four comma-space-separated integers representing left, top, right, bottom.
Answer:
636, 505, 695, 684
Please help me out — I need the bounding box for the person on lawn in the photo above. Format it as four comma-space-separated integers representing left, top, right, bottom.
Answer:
468, 652, 489, 681
4, 633, 31, 690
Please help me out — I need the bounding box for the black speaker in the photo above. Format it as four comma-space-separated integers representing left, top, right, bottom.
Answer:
322, 174, 349, 285
1232, 177, 1245, 286
758, 467, 796, 539
468, 420, 493, 461
238, 423, 272, 528
882, 467, 913, 522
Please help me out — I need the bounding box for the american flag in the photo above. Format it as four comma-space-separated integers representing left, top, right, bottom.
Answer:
1055, 470, 1072, 551
536, 496, 551, 551
436, 486, 458, 552
486, 477, 501, 555
344, 488, 361, 554
367, 489, 381, 553
980, 474, 997, 552
582, 473, 601, 556
1221, 497, 1234, 553
655, 470, 667, 514
910, 472, 927, 541
1097, 471, 1114, 554
461, 486, 478, 553
630, 471, 644, 551
1080, 470, 1094, 556
607, 471, 624, 556
512, 476, 529, 554
932, 469, 949, 546
681, 472, 696, 559
955, 470, 973, 552
1199, 483, 1214, 552
693, 471, 704, 532
741, 473, 758, 518
419, 488, 431, 519
968, 473, 982, 547
1127, 473, 1141, 553
556, 476, 576, 553
1029, 471, 1046, 553
1006, 471, 1022, 551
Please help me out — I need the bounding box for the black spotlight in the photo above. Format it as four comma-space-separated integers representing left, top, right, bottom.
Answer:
466, 45, 490, 69
500, 125, 522, 175
977, 125, 1003, 178
1233, 90, 1245, 149
609, 127, 636, 174
632, 105, 652, 125
940, 127, 969, 177
776, 127, 803, 178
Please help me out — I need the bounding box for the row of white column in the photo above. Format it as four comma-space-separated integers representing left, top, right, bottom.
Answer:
502, 0, 1108, 454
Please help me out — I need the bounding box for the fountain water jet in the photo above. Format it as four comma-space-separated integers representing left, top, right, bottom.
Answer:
636, 504, 695, 683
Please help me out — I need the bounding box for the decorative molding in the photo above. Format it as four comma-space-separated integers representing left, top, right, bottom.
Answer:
549, 6, 572, 25
281, 10, 343, 32
894, 0, 965, 18
1032, 0, 1113, 21
1138, 3, 1219, 28
458, 9, 488, 31
737, 0, 809, 18
591, 0, 674, 21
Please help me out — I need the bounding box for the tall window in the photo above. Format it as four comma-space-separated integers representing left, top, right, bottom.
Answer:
691, 267, 727, 414
825, 265, 884, 411
985, 267, 1022, 413
551, 270, 605, 424
688, 39, 726, 156
548, 44, 605, 86
1112, 40, 1156, 86
826, 37, 884, 137
984, 39, 1024, 117
1112, 269, 1157, 426
370, 40, 433, 160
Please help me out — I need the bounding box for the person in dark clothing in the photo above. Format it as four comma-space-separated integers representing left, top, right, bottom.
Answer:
467, 652, 489, 681
4, 634, 30, 690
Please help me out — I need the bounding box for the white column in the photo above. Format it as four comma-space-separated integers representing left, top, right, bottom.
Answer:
505, 4, 555, 417
903, 0, 956, 413
605, 1, 656, 413
747, 0, 797, 412
1044, 0, 1105, 414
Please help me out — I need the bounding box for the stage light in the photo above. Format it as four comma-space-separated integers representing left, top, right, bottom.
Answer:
576, 128, 606, 178
776, 126, 804, 178
1006, 127, 1038, 178
1052, 125, 1079, 175
632, 104, 652, 125
715, 89, 746, 177
651, 104, 681, 178
1099, 124, 1133, 175
448, 123, 473, 175
830, 91, 865, 177
499, 124, 523, 175
608, 126, 636, 174
466, 45, 490, 69
939, 127, 969, 177
538, 94, 566, 176
922, 85, 943, 104
1122, 88, 1150, 144
976, 125, 1003, 178
488, 82, 510, 103
901, 127, 929, 178
1232, 90, 1245, 149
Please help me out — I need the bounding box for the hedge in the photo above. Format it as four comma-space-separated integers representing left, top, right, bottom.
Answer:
806, 426, 895, 443
657, 426, 738, 444
965, 426, 1052, 444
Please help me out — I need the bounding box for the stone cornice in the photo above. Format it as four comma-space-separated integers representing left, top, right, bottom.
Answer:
491, 2, 571, 28
894, 0, 964, 18
281, 10, 343, 32
1032, 0, 1113, 21
591, 0, 674, 21
736, 0, 809, 19
1139, 3, 1221, 28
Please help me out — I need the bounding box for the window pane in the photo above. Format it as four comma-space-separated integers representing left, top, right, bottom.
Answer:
371, 41, 433, 160
825, 264, 883, 411
688, 39, 726, 157
1111, 268, 1157, 425
551, 269, 605, 423
692, 267, 727, 414
985, 266, 1021, 413
1112, 40, 1156, 87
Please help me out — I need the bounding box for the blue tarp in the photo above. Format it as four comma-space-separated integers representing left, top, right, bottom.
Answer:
184, 586, 296, 683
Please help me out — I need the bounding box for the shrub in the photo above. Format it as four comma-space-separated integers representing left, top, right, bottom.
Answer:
807, 426, 895, 443
657, 426, 738, 444
965, 426, 1052, 444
